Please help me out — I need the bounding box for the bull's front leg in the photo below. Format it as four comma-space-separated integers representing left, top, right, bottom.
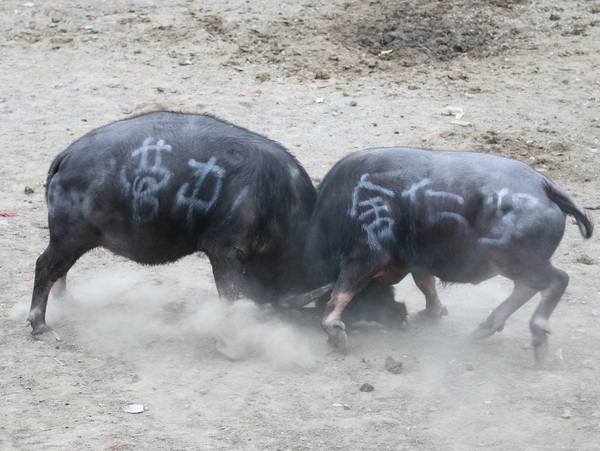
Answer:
321, 260, 382, 352
321, 290, 354, 351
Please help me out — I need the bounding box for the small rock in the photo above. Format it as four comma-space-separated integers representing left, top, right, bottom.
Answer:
349, 100, 358, 107
314, 70, 330, 80
576, 254, 595, 265
24, 186, 34, 195
385, 356, 403, 374
451, 120, 472, 127
332, 402, 351, 410
359, 383, 374, 392
442, 106, 464, 119
561, 408, 572, 419
255, 72, 271, 82
107, 78, 121, 88
549, 14, 561, 21
123, 404, 144, 414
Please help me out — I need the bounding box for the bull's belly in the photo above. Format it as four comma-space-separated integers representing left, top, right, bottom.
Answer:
375, 261, 498, 286
101, 233, 198, 265
386, 244, 501, 285
428, 260, 499, 284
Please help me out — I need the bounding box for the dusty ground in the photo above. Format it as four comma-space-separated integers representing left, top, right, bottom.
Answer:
1, 0, 600, 449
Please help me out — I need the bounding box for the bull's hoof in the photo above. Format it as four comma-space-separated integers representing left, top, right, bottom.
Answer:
470, 324, 494, 341
469, 320, 505, 341
327, 333, 348, 354
28, 316, 61, 341
416, 304, 449, 323
469, 313, 506, 341
325, 320, 348, 353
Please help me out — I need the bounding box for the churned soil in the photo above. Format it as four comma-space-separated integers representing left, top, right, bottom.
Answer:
1, 0, 599, 449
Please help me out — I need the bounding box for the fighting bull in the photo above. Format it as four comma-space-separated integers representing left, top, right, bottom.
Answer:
290, 147, 592, 362
27, 111, 316, 339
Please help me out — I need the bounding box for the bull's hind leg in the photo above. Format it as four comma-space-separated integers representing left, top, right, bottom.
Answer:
28, 238, 94, 339
529, 266, 569, 363
52, 275, 67, 299
470, 282, 537, 341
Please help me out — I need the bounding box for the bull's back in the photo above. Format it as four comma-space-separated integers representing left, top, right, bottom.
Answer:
309, 147, 568, 283
47, 112, 315, 264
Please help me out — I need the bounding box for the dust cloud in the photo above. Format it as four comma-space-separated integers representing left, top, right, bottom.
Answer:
13, 269, 323, 369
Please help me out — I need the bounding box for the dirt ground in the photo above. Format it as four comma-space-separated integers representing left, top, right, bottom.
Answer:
1, 0, 600, 449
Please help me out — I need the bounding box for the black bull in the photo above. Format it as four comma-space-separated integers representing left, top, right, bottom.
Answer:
288, 147, 592, 362
27, 112, 316, 339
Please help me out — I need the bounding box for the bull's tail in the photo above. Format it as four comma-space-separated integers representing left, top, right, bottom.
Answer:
45, 153, 65, 203
544, 179, 593, 238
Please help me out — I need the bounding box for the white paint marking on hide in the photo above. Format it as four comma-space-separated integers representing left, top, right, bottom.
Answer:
121, 137, 173, 223
217, 186, 250, 227
176, 157, 225, 225
349, 174, 395, 217
478, 190, 539, 247
400, 179, 467, 230
348, 174, 396, 250
348, 174, 542, 251
230, 186, 249, 214
479, 212, 519, 246
401, 178, 431, 204
425, 189, 465, 205
512, 193, 538, 207
433, 212, 470, 228
496, 188, 509, 210
479, 236, 509, 246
